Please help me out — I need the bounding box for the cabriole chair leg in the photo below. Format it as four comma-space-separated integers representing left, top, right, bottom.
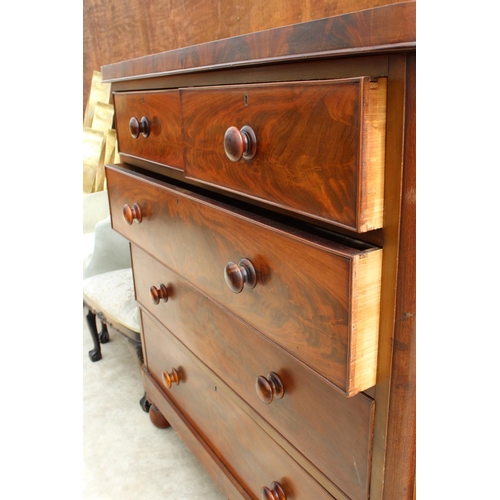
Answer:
84, 303, 102, 362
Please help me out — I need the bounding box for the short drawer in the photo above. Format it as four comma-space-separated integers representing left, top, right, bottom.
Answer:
141, 309, 337, 500
107, 164, 382, 396
113, 90, 183, 170
133, 245, 375, 500
181, 78, 386, 232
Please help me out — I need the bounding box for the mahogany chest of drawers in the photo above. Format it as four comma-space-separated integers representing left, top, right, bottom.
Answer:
102, 3, 416, 499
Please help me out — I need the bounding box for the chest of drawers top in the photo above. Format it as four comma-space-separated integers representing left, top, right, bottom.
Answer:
102, 2, 415, 83
102, 1, 415, 235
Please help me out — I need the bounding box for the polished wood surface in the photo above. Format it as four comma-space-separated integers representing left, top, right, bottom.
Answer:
141, 310, 336, 500
161, 368, 180, 389
223, 125, 258, 162
100, 2, 415, 82
131, 244, 375, 500
114, 90, 183, 170
102, 5, 416, 499
261, 481, 286, 500
107, 165, 382, 395
255, 373, 285, 405
148, 403, 170, 429
84, 0, 407, 115
149, 283, 169, 305
122, 202, 142, 225
182, 78, 386, 232
382, 51, 416, 500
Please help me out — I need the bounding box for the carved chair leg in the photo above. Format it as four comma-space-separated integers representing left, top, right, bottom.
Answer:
84, 305, 102, 362
98, 321, 110, 344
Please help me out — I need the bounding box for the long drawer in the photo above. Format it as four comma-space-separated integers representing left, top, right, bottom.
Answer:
181, 78, 386, 232
133, 244, 375, 500
107, 164, 382, 396
113, 90, 183, 170
141, 309, 337, 500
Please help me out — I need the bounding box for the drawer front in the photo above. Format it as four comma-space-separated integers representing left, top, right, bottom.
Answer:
114, 90, 183, 170
133, 245, 374, 500
107, 165, 382, 396
181, 78, 386, 232
141, 310, 336, 500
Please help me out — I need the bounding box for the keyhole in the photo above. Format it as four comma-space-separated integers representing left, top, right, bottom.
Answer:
244, 95, 248, 106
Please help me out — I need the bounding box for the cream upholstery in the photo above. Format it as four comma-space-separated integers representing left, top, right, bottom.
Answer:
83, 268, 140, 333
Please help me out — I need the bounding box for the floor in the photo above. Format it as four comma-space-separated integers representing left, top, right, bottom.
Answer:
83, 316, 227, 499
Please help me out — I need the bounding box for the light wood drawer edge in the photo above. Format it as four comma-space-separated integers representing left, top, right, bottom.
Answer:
349, 248, 383, 395
359, 77, 387, 232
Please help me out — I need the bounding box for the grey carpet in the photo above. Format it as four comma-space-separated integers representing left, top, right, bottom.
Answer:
83, 316, 227, 499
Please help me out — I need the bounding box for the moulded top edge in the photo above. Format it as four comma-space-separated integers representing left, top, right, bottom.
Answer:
101, 2, 416, 83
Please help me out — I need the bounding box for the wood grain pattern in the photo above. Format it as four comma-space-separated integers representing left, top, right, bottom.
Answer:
132, 244, 375, 500
107, 164, 382, 395
100, 2, 416, 82
113, 90, 183, 170
349, 249, 383, 394
382, 51, 415, 500
97, 5, 416, 497
84, 0, 408, 116
368, 53, 411, 500
181, 77, 386, 232
141, 309, 336, 500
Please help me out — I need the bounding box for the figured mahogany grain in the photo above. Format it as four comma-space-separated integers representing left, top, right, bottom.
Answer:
141, 310, 335, 500
98, 5, 416, 498
113, 90, 183, 170
100, 2, 415, 82
132, 244, 375, 499
107, 165, 382, 395
182, 77, 386, 232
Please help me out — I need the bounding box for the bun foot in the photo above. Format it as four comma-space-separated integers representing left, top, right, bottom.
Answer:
149, 404, 170, 429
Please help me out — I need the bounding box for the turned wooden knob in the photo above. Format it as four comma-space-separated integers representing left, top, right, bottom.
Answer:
255, 372, 285, 404
123, 203, 142, 224
162, 368, 179, 389
223, 125, 257, 162
129, 116, 150, 138
261, 482, 286, 500
224, 258, 257, 293
150, 284, 169, 304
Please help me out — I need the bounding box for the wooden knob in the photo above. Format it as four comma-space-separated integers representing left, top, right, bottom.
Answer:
129, 116, 150, 138
255, 372, 285, 404
261, 482, 286, 500
150, 284, 169, 305
224, 258, 257, 293
122, 203, 142, 224
162, 368, 179, 389
223, 125, 257, 162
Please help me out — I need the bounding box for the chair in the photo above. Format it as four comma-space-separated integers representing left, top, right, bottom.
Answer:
83, 194, 149, 411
